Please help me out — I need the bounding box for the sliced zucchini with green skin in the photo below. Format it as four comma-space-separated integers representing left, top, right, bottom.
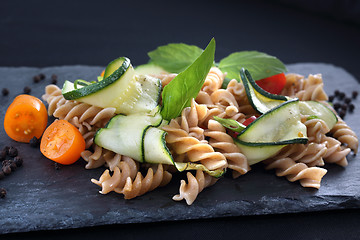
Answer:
299, 101, 338, 129
235, 99, 308, 165
62, 57, 131, 100
240, 68, 289, 114
62, 57, 161, 114
94, 111, 163, 162
135, 62, 169, 75
143, 127, 173, 164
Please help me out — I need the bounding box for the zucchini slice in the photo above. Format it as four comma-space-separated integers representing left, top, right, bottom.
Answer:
94, 110, 163, 162
235, 99, 308, 165
62, 57, 161, 114
299, 101, 338, 130
240, 68, 289, 114
63, 57, 131, 100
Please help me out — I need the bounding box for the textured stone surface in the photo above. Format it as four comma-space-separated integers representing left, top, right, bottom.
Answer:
0, 63, 359, 234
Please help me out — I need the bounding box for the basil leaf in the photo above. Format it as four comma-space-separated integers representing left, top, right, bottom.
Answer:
148, 43, 203, 73
161, 38, 215, 121
218, 51, 287, 81
213, 116, 246, 132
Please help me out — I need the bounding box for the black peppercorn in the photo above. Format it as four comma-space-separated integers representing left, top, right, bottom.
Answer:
352, 91, 358, 99
341, 104, 348, 111
39, 73, 45, 80
51, 79, 57, 85
344, 97, 352, 104
51, 74, 58, 81
338, 92, 345, 100
10, 161, 17, 171
13, 156, 23, 167
23, 86, 31, 94
349, 103, 355, 112
2, 165, 11, 175
334, 90, 340, 96
2, 159, 11, 167
8, 146, 18, 157
328, 95, 334, 102
339, 110, 346, 119
33, 75, 41, 83
3, 146, 10, 154
0, 188, 6, 198
0, 150, 6, 161
2, 88, 9, 96
333, 102, 341, 111
29, 137, 40, 148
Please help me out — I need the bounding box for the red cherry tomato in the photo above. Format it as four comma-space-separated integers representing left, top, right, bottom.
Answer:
256, 73, 286, 95
242, 116, 257, 126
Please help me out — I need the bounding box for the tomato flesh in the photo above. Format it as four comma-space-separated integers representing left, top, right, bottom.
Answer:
40, 119, 85, 165
242, 116, 257, 126
256, 73, 286, 95
4, 95, 48, 143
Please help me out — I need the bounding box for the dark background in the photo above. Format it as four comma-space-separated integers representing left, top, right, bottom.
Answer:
1, 0, 360, 239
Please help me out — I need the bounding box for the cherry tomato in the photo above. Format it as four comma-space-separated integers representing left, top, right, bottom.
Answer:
242, 116, 257, 126
4, 95, 48, 143
256, 73, 286, 95
40, 119, 85, 165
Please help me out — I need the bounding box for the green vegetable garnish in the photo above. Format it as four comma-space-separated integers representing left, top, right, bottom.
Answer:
148, 43, 203, 73
160, 38, 215, 121
218, 51, 287, 82
213, 116, 246, 132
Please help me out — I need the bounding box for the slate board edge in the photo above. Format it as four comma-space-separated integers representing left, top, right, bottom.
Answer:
0, 63, 359, 235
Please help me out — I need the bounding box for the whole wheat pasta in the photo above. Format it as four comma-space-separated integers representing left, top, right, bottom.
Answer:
201, 67, 225, 95
173, 170, 218, 205
330, 117, 358, 154
264, 157, 328, 189
92, 163, 172, 199
205, 119, 250, 178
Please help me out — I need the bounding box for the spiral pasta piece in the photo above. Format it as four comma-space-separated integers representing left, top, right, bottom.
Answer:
201, 67, 225, 95
205, 120, 250, 178
152, 73, 177, 87
330, 118, 358, 154
302, 117, 330, 143
173, 170, 218, 205
281, 73, 305, 97
264, 157, 327, 189
92, 163, 172, 199
272, 143, 327, 167
323, 136, 351, 167
42, 85, 116, 130
293, 74, 328, 101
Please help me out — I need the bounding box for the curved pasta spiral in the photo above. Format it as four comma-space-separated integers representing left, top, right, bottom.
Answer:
205, 120, 250, 178
272, 143, 327, 167
162, 100, 227, 171
330, 118, 358, 154
281, 73, 305, 97
91, 163, 172, 199
323, 136, 351, 167
264, 157, 327, 189
201, 67, 225, 95
173, 170, 218, 205
302, 117, 330, 143
294, 74, 328, 101
42, 85, 116, 130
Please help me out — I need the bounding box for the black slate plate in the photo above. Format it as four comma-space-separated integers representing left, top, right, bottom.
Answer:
0, 63, 359, 234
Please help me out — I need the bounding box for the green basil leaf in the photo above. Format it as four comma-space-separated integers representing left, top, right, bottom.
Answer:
213, 116, 246, 132
148, 43, 203, 73
161, 38, 216, 121
218, 51, 287, 81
